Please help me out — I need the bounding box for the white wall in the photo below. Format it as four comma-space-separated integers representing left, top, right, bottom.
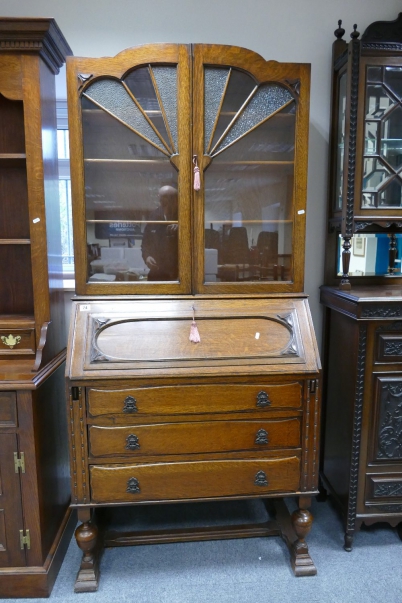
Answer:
2, 0, 401, 347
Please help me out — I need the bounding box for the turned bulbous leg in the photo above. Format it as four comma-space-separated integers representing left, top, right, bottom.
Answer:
75, 521, 98, 564
291, 508, 313, 540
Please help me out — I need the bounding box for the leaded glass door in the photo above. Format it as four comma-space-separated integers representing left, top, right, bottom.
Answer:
192, 45, 310, 293
360, 60, 402, 211
68, 45, 192, 295
68, 44, 310, 295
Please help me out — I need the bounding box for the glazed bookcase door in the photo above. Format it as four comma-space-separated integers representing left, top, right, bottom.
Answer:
67, 45, 192, 295
192, 45, 310, 294
356, 57, 402, 219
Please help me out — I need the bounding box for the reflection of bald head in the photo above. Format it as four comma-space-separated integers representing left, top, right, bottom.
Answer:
159, 186, 178, 220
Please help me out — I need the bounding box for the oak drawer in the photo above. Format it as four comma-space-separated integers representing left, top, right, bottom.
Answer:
89, 456, 300, 503
88, 418, 301, 458
0, 329, 35, 356
87, 383, 303, 418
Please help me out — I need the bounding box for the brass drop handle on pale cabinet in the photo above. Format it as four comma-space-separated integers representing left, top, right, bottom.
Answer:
255, 428, 269, 445
123, 396, 138, 413
125, 434, 140, 450
254, 471, 269, 487
126, 477, 140, 494
256, 391, 270, 408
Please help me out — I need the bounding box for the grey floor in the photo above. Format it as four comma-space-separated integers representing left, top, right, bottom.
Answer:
14, 497, 402, 602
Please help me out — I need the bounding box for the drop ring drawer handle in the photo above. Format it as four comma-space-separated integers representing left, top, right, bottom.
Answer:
123, 396, 138, 413
126, 477, 141, 494
255, 428, 269, 445
256, 391, 271, 408
125, 434, 140, 450
254, 470, 269, 487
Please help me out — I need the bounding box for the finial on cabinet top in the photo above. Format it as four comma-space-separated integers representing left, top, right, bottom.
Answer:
334, 20, 345, 40
350, 24, 360, 39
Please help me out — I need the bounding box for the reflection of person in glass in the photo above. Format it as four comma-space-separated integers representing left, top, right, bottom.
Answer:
141, 185, 178, 281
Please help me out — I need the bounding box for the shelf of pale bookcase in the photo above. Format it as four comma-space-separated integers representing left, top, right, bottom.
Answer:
0, 153, 26, 167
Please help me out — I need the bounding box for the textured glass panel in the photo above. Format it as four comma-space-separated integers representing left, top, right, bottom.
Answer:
214, 105, 295, 162
124, 67, 171, 150
384, 67, 402, 99
84, 79, 165, 152
204, 68, 230, 153
366, 85, 395, 118
365, 121, 378, 155
363, 157, 391, 190
367, 66, 382, 82
381, 106, 402, 170
335, 71, 347, 211
379, 178, 402, 207
214, 84, 293, 155
151, 67, 178, 150
210, 70, 257, 151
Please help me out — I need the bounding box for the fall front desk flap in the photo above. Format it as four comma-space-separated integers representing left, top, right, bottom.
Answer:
66, 297, 320, 379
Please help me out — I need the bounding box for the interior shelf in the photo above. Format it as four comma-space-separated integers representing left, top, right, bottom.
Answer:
0, 239, 31, 245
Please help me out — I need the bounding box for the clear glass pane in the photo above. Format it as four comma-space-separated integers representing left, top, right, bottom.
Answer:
124, 67, 171, 151
337, 233, 402, 276
379, 178, 402, 207
363, 157, 391, 191
366, 85, 395, 119
365, 121, 378, 155
204, 68, 230, 153
204, 104, 295, 283
361, 192, 377, 208
213, 83, 294, 155
384, 66, 402, 100
84, 79, 166, 154
367, 66, 382, 83
381, 106, 402, 170
81, 96, 179, 284
210, 70, 256, 152
335, 72, 347, 211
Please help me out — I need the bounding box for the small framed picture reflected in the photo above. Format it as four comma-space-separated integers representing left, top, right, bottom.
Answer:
353, 235, 366, 257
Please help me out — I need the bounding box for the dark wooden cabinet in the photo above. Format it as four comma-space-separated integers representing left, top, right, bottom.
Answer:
321, 285, 402, 550
321, 14, 402, 551
0, 19, 76, 597
66, 43, 321, 591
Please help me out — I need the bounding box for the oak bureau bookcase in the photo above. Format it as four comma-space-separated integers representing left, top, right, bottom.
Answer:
0, 18, 75, 597
66, 43, 321, 591
321, 14, 402, 550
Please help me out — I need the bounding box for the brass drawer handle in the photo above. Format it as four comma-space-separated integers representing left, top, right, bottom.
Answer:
126, 477, 140, 494
125, 434, 140, 450
254, 470, 268, 487
255, 428, 269, 445
256, 391, 271, 408
123, 396, 138, 413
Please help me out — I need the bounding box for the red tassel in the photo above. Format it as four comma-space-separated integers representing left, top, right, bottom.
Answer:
189, 305, 201, 343
193, 155, 200, 191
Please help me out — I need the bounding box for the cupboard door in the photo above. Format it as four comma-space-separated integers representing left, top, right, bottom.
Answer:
68, 44, 192, 295
0, 433, 26, 567
192, 45, 310, 293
